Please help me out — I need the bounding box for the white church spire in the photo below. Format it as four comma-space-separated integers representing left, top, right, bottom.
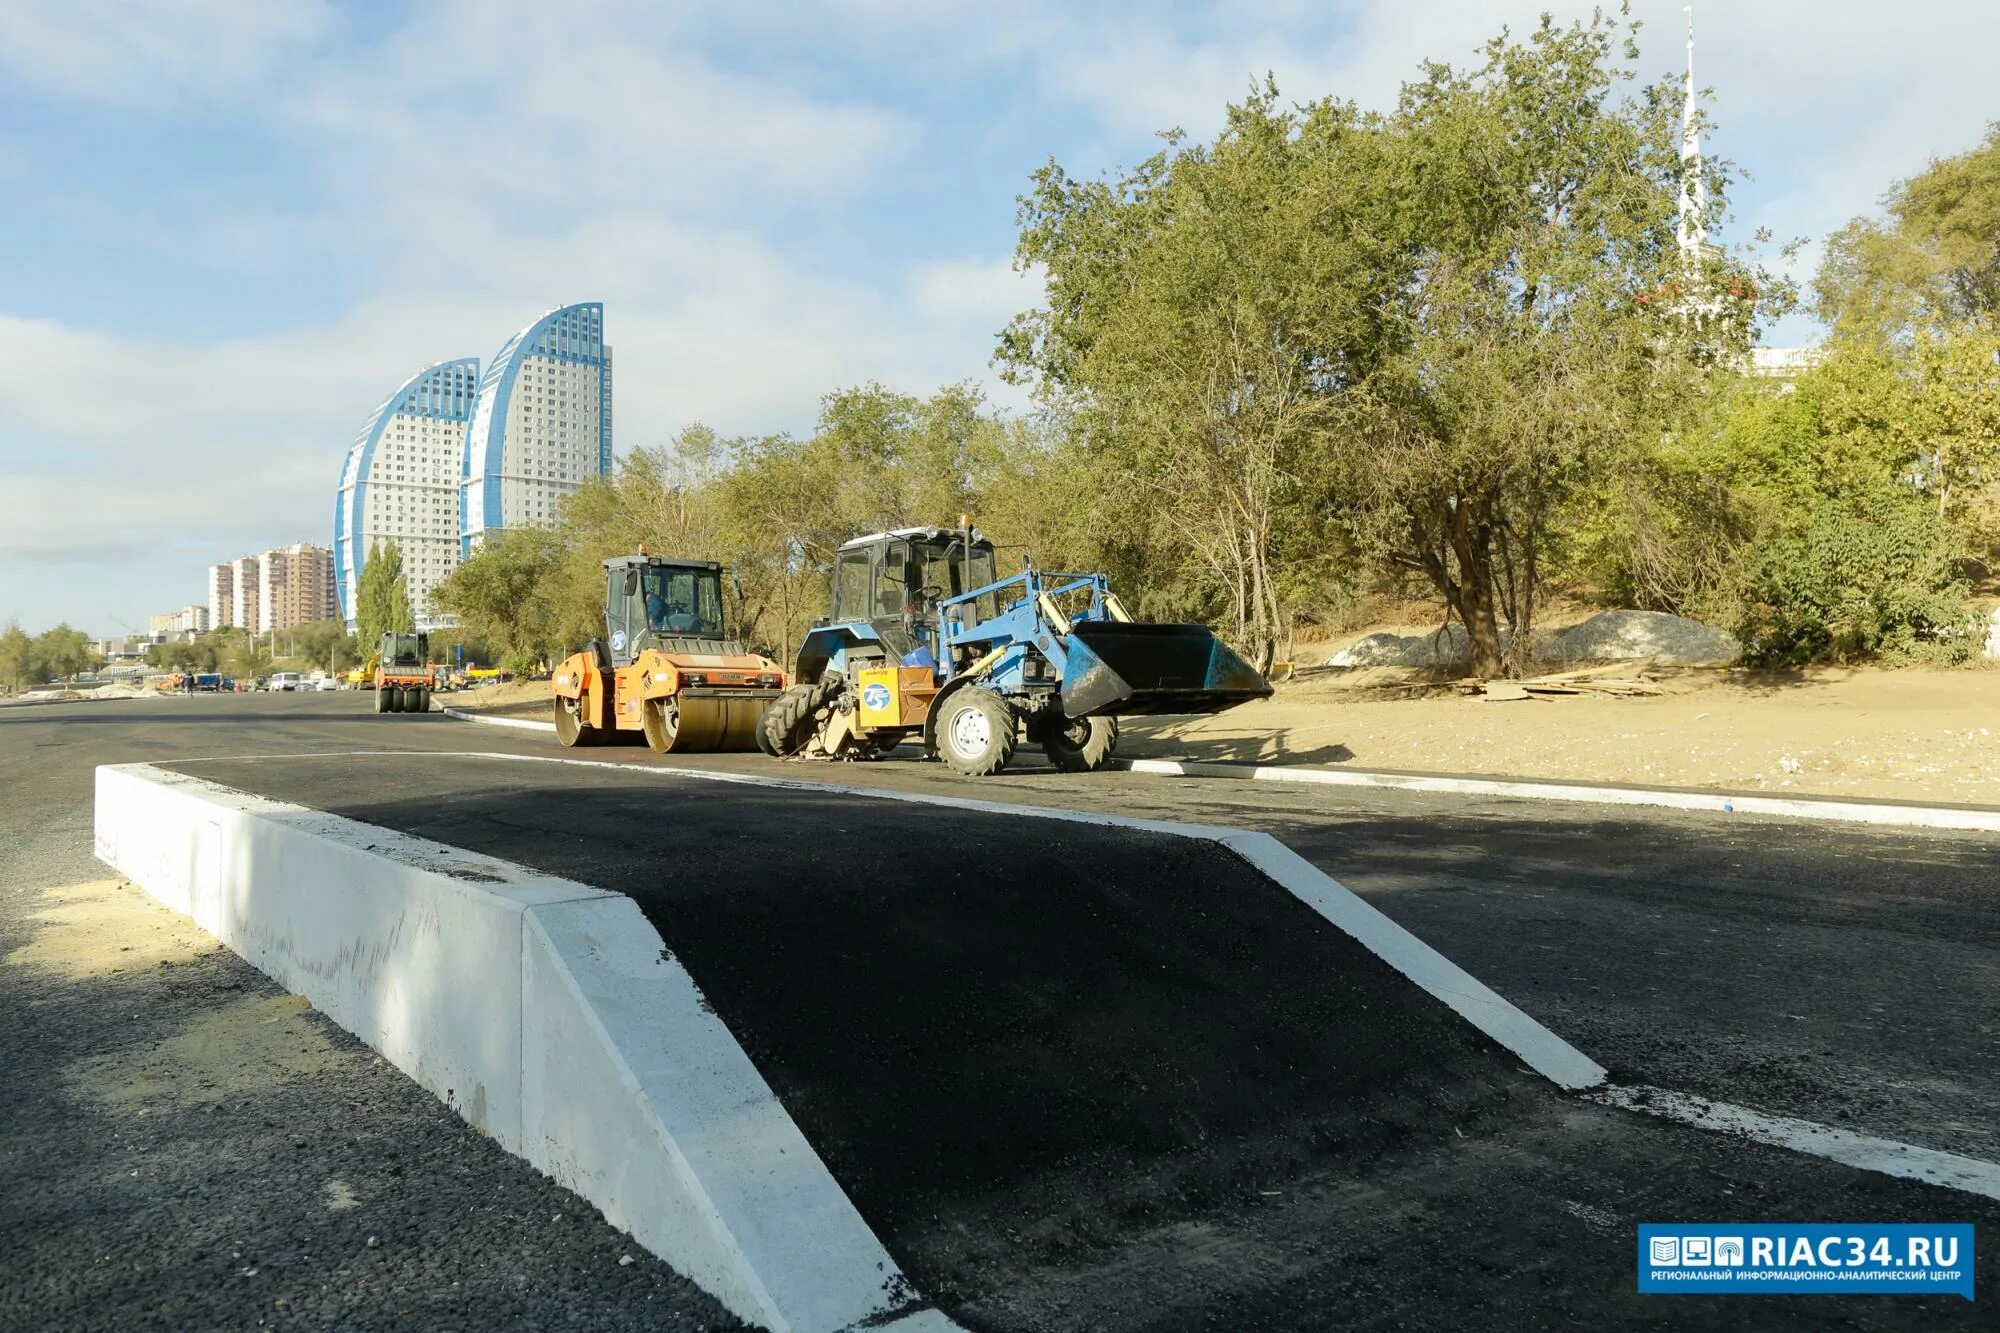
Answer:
1677, 6, 1708, 267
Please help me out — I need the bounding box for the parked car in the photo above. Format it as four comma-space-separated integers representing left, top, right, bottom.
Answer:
312, 676, 341, 692
269, 672, 303, 692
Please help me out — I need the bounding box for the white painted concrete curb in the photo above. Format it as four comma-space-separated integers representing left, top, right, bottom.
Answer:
439, 705, 2000, 835
93, 762, 955, 1333
1117, 756, 2000, 834
442, 705, 552, 732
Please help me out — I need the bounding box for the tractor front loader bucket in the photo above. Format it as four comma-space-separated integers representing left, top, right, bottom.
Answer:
1058, 621, 1273, 718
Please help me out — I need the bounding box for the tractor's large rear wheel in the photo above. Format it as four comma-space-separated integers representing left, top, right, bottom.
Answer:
936, 686, 1016, 777
1036, 714, 1117, 772
762, 678, 839, 757
553, 694, 600, 747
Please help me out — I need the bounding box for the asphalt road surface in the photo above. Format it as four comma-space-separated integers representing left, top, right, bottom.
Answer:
4, 691, 1996, 1329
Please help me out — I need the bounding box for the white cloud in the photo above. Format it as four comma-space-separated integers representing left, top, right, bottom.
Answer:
293, 1, 916, 226
908, 256, 1043, 327
0, 0, 333, 107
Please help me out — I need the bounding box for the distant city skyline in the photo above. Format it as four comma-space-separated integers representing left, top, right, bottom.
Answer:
331, 302, 614, 632
334, 358, 480, 632
2, 0, 1995, 633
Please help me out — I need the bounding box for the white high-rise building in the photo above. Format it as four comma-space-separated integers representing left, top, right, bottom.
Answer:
334, 359, 480, 631
209, 563, 235, 630
460, 302, 612, 556
231, 557, 261, 636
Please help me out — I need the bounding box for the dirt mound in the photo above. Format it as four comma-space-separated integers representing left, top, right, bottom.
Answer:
1541, 610, 1739, 665
1326, 611, 1738, 668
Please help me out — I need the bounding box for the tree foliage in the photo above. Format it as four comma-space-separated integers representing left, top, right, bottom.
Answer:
1737, 491, 1979, 665
355, 542, 415, 649
1818, 124, 2000, 343
0, 621, 33, 692
1003, 89, 1384, 665
1001, 11, 1788, 676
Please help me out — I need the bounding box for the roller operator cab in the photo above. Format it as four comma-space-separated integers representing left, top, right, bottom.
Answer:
762, 525, 1273, 777
373, 631, 434, 714
550, 553, 785, 753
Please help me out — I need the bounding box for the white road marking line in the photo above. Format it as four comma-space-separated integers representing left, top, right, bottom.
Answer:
1593, 1085, 2000, 1202
172, 750, 440, 763
1116, 757, 2000, 834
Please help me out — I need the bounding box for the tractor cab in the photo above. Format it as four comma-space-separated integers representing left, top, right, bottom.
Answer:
379, 631, 428, 669
603, 554, 729, 669
827, 527, 1001, 666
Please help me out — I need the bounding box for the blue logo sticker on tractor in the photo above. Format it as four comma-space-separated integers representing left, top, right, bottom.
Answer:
610, 631, 627, 653
862, 682, 892, 712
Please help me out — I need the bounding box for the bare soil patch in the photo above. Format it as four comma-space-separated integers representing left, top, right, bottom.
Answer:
1124, 665, 2000, 805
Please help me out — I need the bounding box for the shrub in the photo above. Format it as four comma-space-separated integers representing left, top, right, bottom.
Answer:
1736, 492, 1981, 665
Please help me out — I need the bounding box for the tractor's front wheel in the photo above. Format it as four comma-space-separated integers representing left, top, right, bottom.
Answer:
1037, 714, 1118, 772
936, 686, 1016, 777
762, 678, 839, 757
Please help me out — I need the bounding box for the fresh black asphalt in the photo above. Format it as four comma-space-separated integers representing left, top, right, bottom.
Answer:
5, 692, 1997, 1329
169, 746, 1999, 1328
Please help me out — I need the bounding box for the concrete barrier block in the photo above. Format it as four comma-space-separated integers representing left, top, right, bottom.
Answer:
93, 763, 943, 1333
523, 898, 915, 1332
93, 764, 611, 1147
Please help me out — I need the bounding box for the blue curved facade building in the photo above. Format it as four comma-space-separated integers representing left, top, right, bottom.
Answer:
333, 358, 480, 631
459, 302, 612, 556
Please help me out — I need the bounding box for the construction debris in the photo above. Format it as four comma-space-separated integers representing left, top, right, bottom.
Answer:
1463, 665, 1664, 700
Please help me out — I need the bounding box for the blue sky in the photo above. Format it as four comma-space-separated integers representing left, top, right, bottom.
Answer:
1, 0, 1993, 636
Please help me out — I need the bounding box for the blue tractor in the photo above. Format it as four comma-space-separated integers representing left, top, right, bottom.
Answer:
759, 525, 1272, 776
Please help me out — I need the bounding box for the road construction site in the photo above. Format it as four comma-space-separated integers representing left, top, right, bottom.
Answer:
5, 693, 1997, 1328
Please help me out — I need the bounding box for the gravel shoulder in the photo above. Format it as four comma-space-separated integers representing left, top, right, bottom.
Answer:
0, 701, 743, 1332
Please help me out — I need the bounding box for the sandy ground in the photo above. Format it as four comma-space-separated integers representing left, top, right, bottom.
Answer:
1123, 665, 2000, 805
447, 667, 2000, 806
2, 878, 348, 1111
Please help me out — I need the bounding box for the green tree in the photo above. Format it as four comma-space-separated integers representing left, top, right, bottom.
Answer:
30, 624, 99, 681
1817, 125, 2000, 342
1331, 13, 1779, 676
1737, 490, 1979, 665
0, 621, 31, 693
355, 543, 415, 649
291, 618, 362, 674
1002, 88, 1384, 666
432, 528, 582, 667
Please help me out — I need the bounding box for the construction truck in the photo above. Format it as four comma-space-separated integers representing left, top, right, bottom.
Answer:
550, 552, 786, 752
761, 524, 1272, 776
374, 632, 435, 714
